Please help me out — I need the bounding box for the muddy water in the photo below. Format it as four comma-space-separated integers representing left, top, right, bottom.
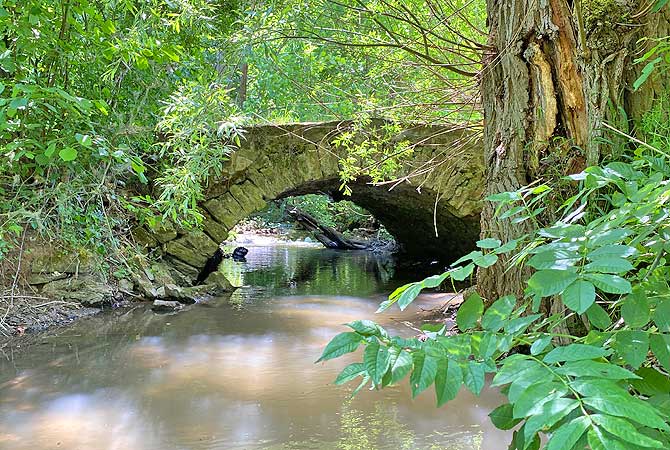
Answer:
0, 246, 509, 450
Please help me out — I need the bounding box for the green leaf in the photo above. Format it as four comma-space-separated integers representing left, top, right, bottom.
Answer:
421, 273, 449, 288
613, 330, 649, 369
334, 363, 366, 385
555, 360, 640, 380
364, 341, 391, 386
396, 283, 423, 310
450, 263, 475, 281
631, 367, 670, 396
489, 403, 521, 430
621, 291, 650, 328
523, 398, 580, 443
487, 191, 521, 202
316, 332, 362, 362
527, 269, 578, 297
651, 0, 669, 12
58, 147, 78, 162
451, 251, 480, 266
347, 320, 386, 338
481, 295, 516, 332
378, 282, 419, 312
650, 334, 670, 372
634, 57, 662, 90
395, 283, 423, 311
570, 378, 630, 398
477, 238, 501, 249
410, 351, 438, 398
463, 360, 486, 395
545, 416, 590, 450
512, 381, 567, 419
527, 250, 580, 270
583, 273, 632, 295
653, 300, 670, 332
456, 293, 484, 330
530, 334, 552, 355
587, 428, 629, 450
9, 97, 27, 110
584, 257, 634, 274
473, 252, 498, 268
583, 394, 669, 431
494, 239, 519, 254
586, 303, 612, 330
505, 314, 541, 334
474, 333, 499, 359
562, 280, 596, 314
591, 414, 664, 448
382, 348, 412, 386
350, 375, 370, 398
587, 228, 633, 247
435, 358, 462, 407
543, 344, 609, 363
75, 133, 93, 148
587, 245, 637, 260
44, 142, 57, 158
492, 356, 536, 387
510, 426, 541, 450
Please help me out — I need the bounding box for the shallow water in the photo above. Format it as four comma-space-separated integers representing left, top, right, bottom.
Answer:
0, 246, 509, 450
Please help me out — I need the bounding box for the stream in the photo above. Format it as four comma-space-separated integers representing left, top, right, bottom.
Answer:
0, 245, 509, 449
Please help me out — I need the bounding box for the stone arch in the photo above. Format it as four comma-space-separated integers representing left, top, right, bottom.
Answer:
134, 121, 485, 283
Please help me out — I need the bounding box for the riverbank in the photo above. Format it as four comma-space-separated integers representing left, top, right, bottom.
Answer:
0, 232, 237, 344
0, 222, 448, 347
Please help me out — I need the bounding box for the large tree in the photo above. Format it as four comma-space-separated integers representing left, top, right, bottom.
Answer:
478, 0, 670, 300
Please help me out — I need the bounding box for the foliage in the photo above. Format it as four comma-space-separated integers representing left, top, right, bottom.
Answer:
320, 126, 670, 448
333, 118, 412, 195
231, 0, 485, 123
634, 36, 670, 91
155, 82, 245, 227
0, 0, 241, 258
254, 194, 381, 234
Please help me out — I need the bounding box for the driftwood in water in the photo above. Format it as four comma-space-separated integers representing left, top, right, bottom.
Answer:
288, 208, 369, 250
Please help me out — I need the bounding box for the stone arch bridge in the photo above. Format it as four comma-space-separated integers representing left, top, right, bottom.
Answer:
134, 120, 484, 283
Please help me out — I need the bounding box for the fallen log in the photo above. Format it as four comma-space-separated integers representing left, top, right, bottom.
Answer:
288, 208, 369, 250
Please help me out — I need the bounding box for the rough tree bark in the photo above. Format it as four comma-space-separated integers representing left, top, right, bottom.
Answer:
477, 0, 670, 303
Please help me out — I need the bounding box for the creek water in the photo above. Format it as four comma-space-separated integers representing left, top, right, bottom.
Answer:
0, 245, 509, 450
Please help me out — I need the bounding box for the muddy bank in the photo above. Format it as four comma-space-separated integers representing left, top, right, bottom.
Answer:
0, 236, 238, 344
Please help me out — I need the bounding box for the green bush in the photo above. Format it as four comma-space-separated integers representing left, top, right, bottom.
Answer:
320, 121, 670, 448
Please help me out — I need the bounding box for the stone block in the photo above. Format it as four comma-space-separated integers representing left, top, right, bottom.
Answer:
131, 226, 158, 249
31, 252, 95, 275
229, 183, 265, 215
41, 275, 114, 307
165, 230, 219, 268
147, 220, 178, 243
204, 194, 241, 229
201, 212, 229, 243
152, 300, 183, 312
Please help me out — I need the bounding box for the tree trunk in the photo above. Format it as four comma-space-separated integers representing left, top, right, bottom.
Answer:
477, 0, 669, 303
238, 62, 248, 108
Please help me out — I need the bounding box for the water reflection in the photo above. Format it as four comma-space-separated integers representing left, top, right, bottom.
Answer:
0, 245, 508, 449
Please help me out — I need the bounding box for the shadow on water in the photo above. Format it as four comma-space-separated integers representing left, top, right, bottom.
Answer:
0, 245, 509, 449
